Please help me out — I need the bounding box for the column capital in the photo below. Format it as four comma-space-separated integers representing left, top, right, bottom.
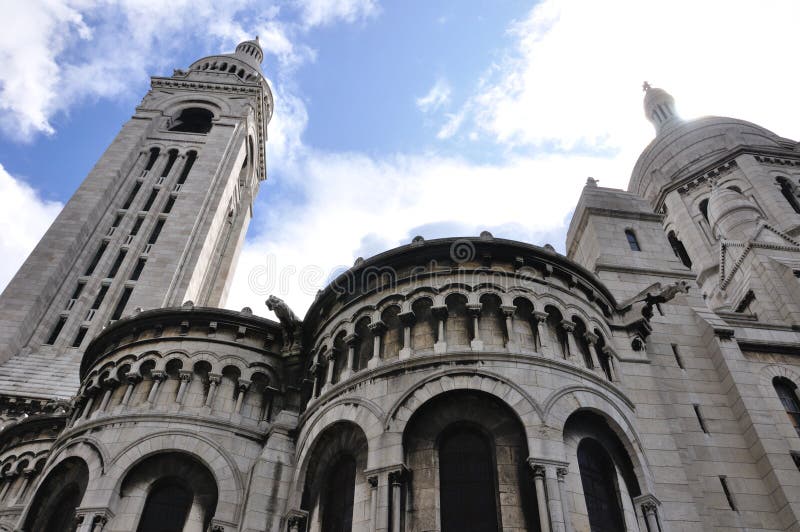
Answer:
431, 305, 448, 318
466, 303, 483, 316
532, 310, 549, 323
368, 475, 379, 488
237, 379, 252, 391
632, 493, 661, 507
207, 373, 222, 384
125, 371, 142, 384
344, 333, 360, 347
500, 305, 516, 317
178, 370, 193, 382
556, 466, 569, 479
584, 331, 599, 345
530, 463, 546, 478
398, 311, 416, 325
368, 320, 387, 334
150, 370, 166, 381
560, 319, 575, 332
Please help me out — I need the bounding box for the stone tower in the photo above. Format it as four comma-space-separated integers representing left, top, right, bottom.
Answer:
0, 39, 273, 400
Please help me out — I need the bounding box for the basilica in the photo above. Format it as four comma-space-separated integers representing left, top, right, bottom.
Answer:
0, 39, 798, 532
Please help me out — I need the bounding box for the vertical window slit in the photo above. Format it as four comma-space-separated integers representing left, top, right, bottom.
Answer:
130, 258, 146, 281
122, 181, 142, 210
160, 149, 179, 177
693, 404, 709, 434
176, 151, 197, 184
147, 219, 165, 246
84, 241, 108, 276
625, 229, 641, 251
107, 250, 126, 278
111, 287, 133, 320
671, 344, 684, 369
45, 316, 67, 345
72, 326, 88, 348
142, 188, 158, 211
719, 476, 737, 510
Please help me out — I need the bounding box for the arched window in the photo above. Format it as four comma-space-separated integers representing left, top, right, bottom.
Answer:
322, 455, 356, 532
439, 425, 499, 532
24, 458, 89, 532
578, 438, 625, 532
777, 177, 800, 214
176, 150, 197, 185
625, 229, 641, 251
137, 479, 193, 532
161, 149, 179, 177
773, 377, 800, 436
668, 231, 692, 268
144, 147, 160, 171
169, 108, 214, 134
699, 198, 709, 222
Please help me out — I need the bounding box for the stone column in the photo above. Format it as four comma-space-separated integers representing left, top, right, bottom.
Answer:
583, 332, 604, 375
308, 359, 321, 401
234, 379, 251, 415
146, 370, 166, 404
322, 349, 337, 393
0, 473, 16, 501
643, 502, 659, 532
533, 311, 552, 356
560, 320, 578, 361
501, 305, 517, 350
398, 311, 415, 359
368, 475, 379, 532
81, 385, 100, 420
432, 305, 448, 353
286, 511, 308, 532
176, 370, 193, 404
343, 334, 358, 379
389, 468, 406, 532
556, 467, 572, 532
120, 372, 141, 407
97, 378, 118, 414
13, 468, 35, 505
368, 321, 386, 368
602, 346, 620, 382
467, 303, 483, 350
204, 373, 221, 407
531, 464, 551, 532
633, 494, 662, 532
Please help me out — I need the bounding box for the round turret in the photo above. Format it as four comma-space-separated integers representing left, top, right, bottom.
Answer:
643, 82, 679, 134
707, 182, 762, 240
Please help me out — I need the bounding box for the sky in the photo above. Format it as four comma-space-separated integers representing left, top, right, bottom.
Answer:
1, 0, 799, 321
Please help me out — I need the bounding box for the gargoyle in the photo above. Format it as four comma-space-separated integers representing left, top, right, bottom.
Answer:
619, 280, 690, 320
266, 295, 302, 350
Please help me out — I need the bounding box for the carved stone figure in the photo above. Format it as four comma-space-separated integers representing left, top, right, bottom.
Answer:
266, 295, 302, 351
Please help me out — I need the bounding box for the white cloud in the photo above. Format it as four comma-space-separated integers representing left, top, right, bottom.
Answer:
295, 0, 379, 28
416, 78, 451, 113
0, 165, 62, 292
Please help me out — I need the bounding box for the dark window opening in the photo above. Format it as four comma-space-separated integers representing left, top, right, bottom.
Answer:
735, 291, 756, 313
699, 198, 710, 222
161, 149, 179, 177
107, 250, 126, 278
321, 455, 356, 532
720, 476, 737, 511
791, 451, 800, 472
91, 285, 109, 310
774, 377, 800, 437
45, 316, 67, 345
130, 258, 146, 281
668, 231, 692, 268
671, 344, 684, 369
625, 229, 641, 251
694, 404, 709, 434
578, 438, 625, 532
71, 327, 88, 348
70, 282, 85, 300
439, 425, 499, 532
84, 241, 108, 276
142, 188, 158, 211
122, 181, 142, 210
130, 216, 144, 236
777, 177, 800, 214
176, 151, 197, 184
111, 287, 133, 320
144, 147, 160, 171
169, 108, 213, 134
148, 219, 165, 245
136, 479, 193, 532
162, 195, 176, 214
111, 213, 123, 228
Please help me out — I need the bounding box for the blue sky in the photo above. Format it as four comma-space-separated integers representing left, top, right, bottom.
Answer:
1, 0, 799, 319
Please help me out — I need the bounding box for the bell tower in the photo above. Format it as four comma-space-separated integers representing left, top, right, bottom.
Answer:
0, 39, 273, 400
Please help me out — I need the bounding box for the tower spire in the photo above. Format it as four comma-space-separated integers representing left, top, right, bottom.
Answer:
642, 82, 678, 135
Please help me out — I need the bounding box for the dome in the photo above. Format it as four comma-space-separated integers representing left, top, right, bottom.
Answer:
629, 115, 784, 202
629, 86, 784, 202
188, 38, 264, 79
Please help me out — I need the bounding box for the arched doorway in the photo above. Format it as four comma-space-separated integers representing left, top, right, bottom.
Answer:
23, 457, 89, 532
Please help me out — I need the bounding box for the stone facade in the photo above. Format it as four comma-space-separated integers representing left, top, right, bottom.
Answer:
0, 43, 798, 532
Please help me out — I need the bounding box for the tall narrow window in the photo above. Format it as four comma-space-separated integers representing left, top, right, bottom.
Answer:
129, 216, 144, 236
625, 229, 641, 251
578, 438, 625, 531
694, 404, 709, 434
439, 426, 499, 532
71, 327, 88, 348
67, 281, 85, 309
91, 285, 109, 310
136, 479, 193, 532
773, 377, 800, 437
111, 287, 133, 320
321, 455, 356, 532
111, 213, 123, 228
107, 250, 126, 278
84, 241, 108, 276
130, 258, 146, 281
122, 181, 142, 210
45, 316, 67, 345
719, 476, 737, 510
777, 177, 800, 214
147, 219, 165, 246
161, 149, 179, 178
667, 231, 692, 268
142, 188, 158, 211
176, 151, 197, 185
671, 344, 684, 369
699, 198, 710, 222
144, 147, 160, 171
162, 195, 176, 214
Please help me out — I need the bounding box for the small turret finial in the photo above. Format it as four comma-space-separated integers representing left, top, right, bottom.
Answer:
642, 81, 651, 92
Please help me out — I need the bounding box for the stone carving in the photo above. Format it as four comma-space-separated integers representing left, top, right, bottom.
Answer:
266, 295, 303, 353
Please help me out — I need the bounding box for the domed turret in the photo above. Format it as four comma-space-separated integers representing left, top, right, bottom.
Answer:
234, 37, 264, 72
643, 82, 679, 135
707, 181, 762, 240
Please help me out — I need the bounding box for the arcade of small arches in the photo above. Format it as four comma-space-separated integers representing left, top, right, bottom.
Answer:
307, 289, 620, 401
194, 60, 260, 82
